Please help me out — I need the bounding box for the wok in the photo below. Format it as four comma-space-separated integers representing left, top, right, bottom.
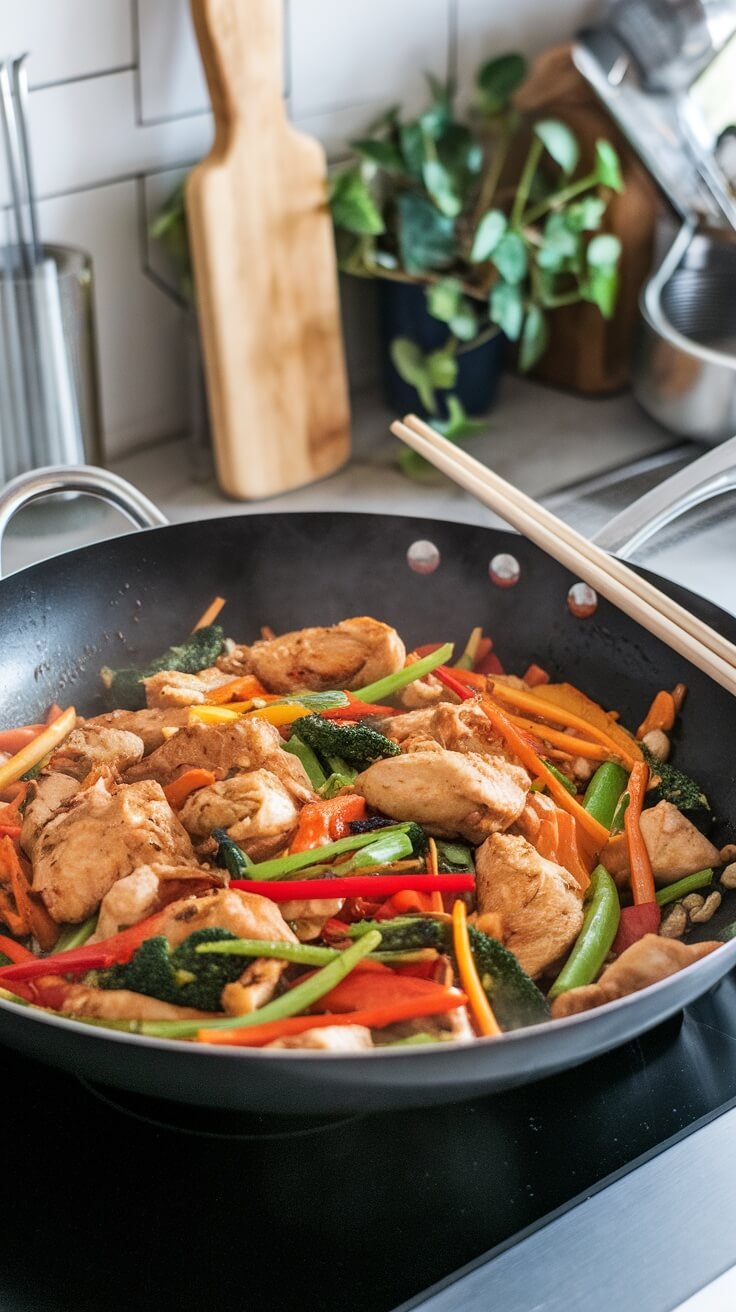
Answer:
1, 463, 735, 1116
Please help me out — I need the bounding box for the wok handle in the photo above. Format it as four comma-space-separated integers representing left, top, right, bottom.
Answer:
592, 434, 736, 560
0, 463, 168, 578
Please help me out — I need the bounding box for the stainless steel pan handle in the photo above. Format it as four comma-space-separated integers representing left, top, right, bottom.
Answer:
592, 434, 736, 560
0, 463, 169, 578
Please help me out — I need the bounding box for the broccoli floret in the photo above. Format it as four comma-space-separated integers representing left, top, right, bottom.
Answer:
350, 916, 549, 1030
348, 816, 427, 856
97, 928, 246, 1011
292, 715, 400, 771
435, 840, 475, 873
100, 624, 226, 710
642, 745, 711, 823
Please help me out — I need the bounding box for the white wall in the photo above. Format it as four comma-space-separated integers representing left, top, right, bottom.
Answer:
0, 0, 601, 460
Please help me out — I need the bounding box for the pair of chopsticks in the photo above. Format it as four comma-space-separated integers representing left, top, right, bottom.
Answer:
391, 414, 736, 697
0, 55, 41, 276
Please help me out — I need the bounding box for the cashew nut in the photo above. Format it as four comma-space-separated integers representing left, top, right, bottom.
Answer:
721, 862, 736, 889
641, 729, 670, 761
690, 891, 722, 923
681, 893, 705, 915
660, 904, 687, 938
720, 845, 736, 866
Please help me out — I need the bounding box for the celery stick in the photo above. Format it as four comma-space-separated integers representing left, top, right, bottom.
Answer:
52, 915, 98, 954
283, 735, 327, 789
355, 642, 454, 704
245, 823, 412, 881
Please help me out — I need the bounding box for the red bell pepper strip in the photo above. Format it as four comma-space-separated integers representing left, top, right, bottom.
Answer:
196, 988, 467, 1046
320, 691, 395, 720
434, 667, 474, 701
0, 824, 21, 840
316, 968, 454, 1013
0, 908, 169, 982
0, 933, 35, 964
612, 902, 661, 956
476, 650, 505, 675
230, 873, 474, 901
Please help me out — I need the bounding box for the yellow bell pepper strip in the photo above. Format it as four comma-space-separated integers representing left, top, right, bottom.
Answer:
0, 705, 76, 792
481, 697, 609, 848
452, 899, 501, 1037
189, 705, 241, 725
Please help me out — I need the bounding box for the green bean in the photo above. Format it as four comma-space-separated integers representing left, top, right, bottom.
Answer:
283, 735, 327, 790
583, 762, 628, 829
52, 915, 98, 954
548, 865, 620, 999
655, 868, 713, 908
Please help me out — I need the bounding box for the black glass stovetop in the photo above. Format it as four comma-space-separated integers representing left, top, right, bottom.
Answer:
3, 973, 736, 1312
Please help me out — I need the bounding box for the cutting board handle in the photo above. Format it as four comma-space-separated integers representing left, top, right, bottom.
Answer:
192, 0, 286, 135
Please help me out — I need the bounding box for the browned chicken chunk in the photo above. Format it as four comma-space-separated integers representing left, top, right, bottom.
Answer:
216, 616, 405, 693
31, 777, 195, 923
277, 897, 344, 942
550, 934, 720, 1018
143, 667, 233, 708
91, 863, 224, 941
42, 982, 215, 1022
221, 958, 288, 1015
266, 1026, 375, 1051
123, 717, 314, 802
384, 701, 509, 759
179, 768, 300, 860
153, 887, 297, 948
86, 707, 191, 753
475, 833, 584, 978
48, 724, 144, 780
20, 773, 80, 857
600, 801, 720, 885
354, 748, 529, 843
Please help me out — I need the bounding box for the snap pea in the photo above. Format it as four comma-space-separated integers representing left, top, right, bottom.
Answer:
655, 868, 713, 908
548, 864, 620, 999
583, 762, 629, 830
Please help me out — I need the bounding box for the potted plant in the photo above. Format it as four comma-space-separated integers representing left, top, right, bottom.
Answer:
328, 53, 624, 451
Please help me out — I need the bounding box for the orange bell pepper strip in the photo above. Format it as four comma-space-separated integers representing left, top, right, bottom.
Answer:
196, 988, 468, 1046
637, 690, 676, 739
316, 967, 452, 1013
205, 675, 270, 705
0, 836, 59, 951
481, 698, 609, 848
624, 761, 656, 906
163, 768, 217, 809
452, 899, 501, 1037
288, 794, 368, 853
489, 683, 639, 767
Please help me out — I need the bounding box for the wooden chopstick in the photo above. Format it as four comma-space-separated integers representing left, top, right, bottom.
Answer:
391, 415, 736, 697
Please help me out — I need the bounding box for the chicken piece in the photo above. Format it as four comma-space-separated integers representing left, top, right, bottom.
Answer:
91, 863, 224, 941
267, 1026, 374, 1051
221, 958, 288, 1015
398, 673, 447, 709
31, 777, 195, 923
354, 748, 529, 843
385, 702, 509, 760
143, 667, 233, 708
179, 769, 300, 861
48, 725, 144, 781
20, 773, 80, 857
37, 980, 214, 1022
86, 707, 191, 754
600, 801, 720, 886
154, 887, 298, 949
379, 1006, 474, 1044
123, 716, 314, 802
216, 616, 405, 693
550, 934, 720, 1019
475, 833, 584, 978
278, 897, 344, 941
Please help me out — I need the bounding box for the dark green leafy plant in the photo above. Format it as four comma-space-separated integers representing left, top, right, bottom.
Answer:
328, 54, 624, 471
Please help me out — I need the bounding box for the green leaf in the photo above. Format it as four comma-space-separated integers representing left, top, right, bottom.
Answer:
349, 138, 405, 172
537, 213, 579, 270
565, 196, 606, 231
477, 53, 527, 114
366, 104, 401, 134
492, 230, 528, 284
420, 73, 454, 138
397, 192, 456, 273
470, 208, 507, 262
519, 305, 549, 371
399, 122, 426, 177
422, 160, 463, 217
534, 119, 579, 175
389, 338, 435, 412
427, 277, 462, 323
595, 140, 624, 192
450, 302, 478, 341
582, 268, 619, 318
427, 349, 458, 391
586, 233, 622, 268
329, 168, 385, 235
434, 395, 489, 440
438, 124, 481, 175
489, 281, 524, 340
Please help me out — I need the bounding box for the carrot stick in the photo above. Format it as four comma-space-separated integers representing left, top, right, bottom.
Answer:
426, 836, 444, 914
163, 768, 216, 809
289, 795, 368, 853
481, 697, 609, 847
624, 761, 656, 905
205, 675, 268, 705
0, 933, 34, 963
488, 684, 638, 767
196, 989, 467, 1046
192, 596, 226, 631
637, 690, 676, 739
0, 837, 59, 950
452, 899, 501, 1037
506, 715, 609, 761
0, 706, 76, 793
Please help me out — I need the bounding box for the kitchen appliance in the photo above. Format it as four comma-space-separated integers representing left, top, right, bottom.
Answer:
1, 461, 736, 1114
187, 0, 351, 500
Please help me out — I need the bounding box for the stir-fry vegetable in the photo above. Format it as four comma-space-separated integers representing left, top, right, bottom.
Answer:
583, 762, 629, 830
100, 624, 225, 710
548, 866, 620, 999
354, 642, 453, 703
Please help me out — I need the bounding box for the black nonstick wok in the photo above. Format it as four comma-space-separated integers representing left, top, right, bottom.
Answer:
1, 464, 735, 1116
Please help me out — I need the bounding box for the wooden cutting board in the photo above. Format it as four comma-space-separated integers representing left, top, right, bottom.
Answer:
187, 0, 351, 499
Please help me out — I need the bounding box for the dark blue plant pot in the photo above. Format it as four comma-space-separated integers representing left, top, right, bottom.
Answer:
380, 279, 505, 419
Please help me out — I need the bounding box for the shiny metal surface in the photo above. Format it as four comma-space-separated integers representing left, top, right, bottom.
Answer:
634, 225, 736, 443
0, 463, 168, 577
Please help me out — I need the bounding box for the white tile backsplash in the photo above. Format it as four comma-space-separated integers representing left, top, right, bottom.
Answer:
0, 0, 605, 465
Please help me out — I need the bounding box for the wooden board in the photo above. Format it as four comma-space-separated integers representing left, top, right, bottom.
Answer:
187, 0, 351, 499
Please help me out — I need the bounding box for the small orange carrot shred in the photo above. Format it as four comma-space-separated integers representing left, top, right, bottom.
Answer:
196, 990, 467, 1047
375, 889, 437, 919
0, 835, 59, 950
637, 690, 676, 739
452, 899, 501, 1037
426, 836, 444, 914
192, 596, 226, 631
163, 768, 216, 809
289, 795, 368, 853
206, 674, 269, 705
489, 683, 638, 768
625, 761, 656, 906
523, 663, 550, 687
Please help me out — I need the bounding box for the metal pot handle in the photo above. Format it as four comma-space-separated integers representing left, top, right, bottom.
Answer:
0, 464, 169, 579
592, 434, 736, 560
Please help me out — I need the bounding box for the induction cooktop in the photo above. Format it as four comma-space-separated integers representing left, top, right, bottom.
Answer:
3, 971, 736, 1312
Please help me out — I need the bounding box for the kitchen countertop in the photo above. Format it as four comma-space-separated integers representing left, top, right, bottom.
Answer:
3, 377, 678, 576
